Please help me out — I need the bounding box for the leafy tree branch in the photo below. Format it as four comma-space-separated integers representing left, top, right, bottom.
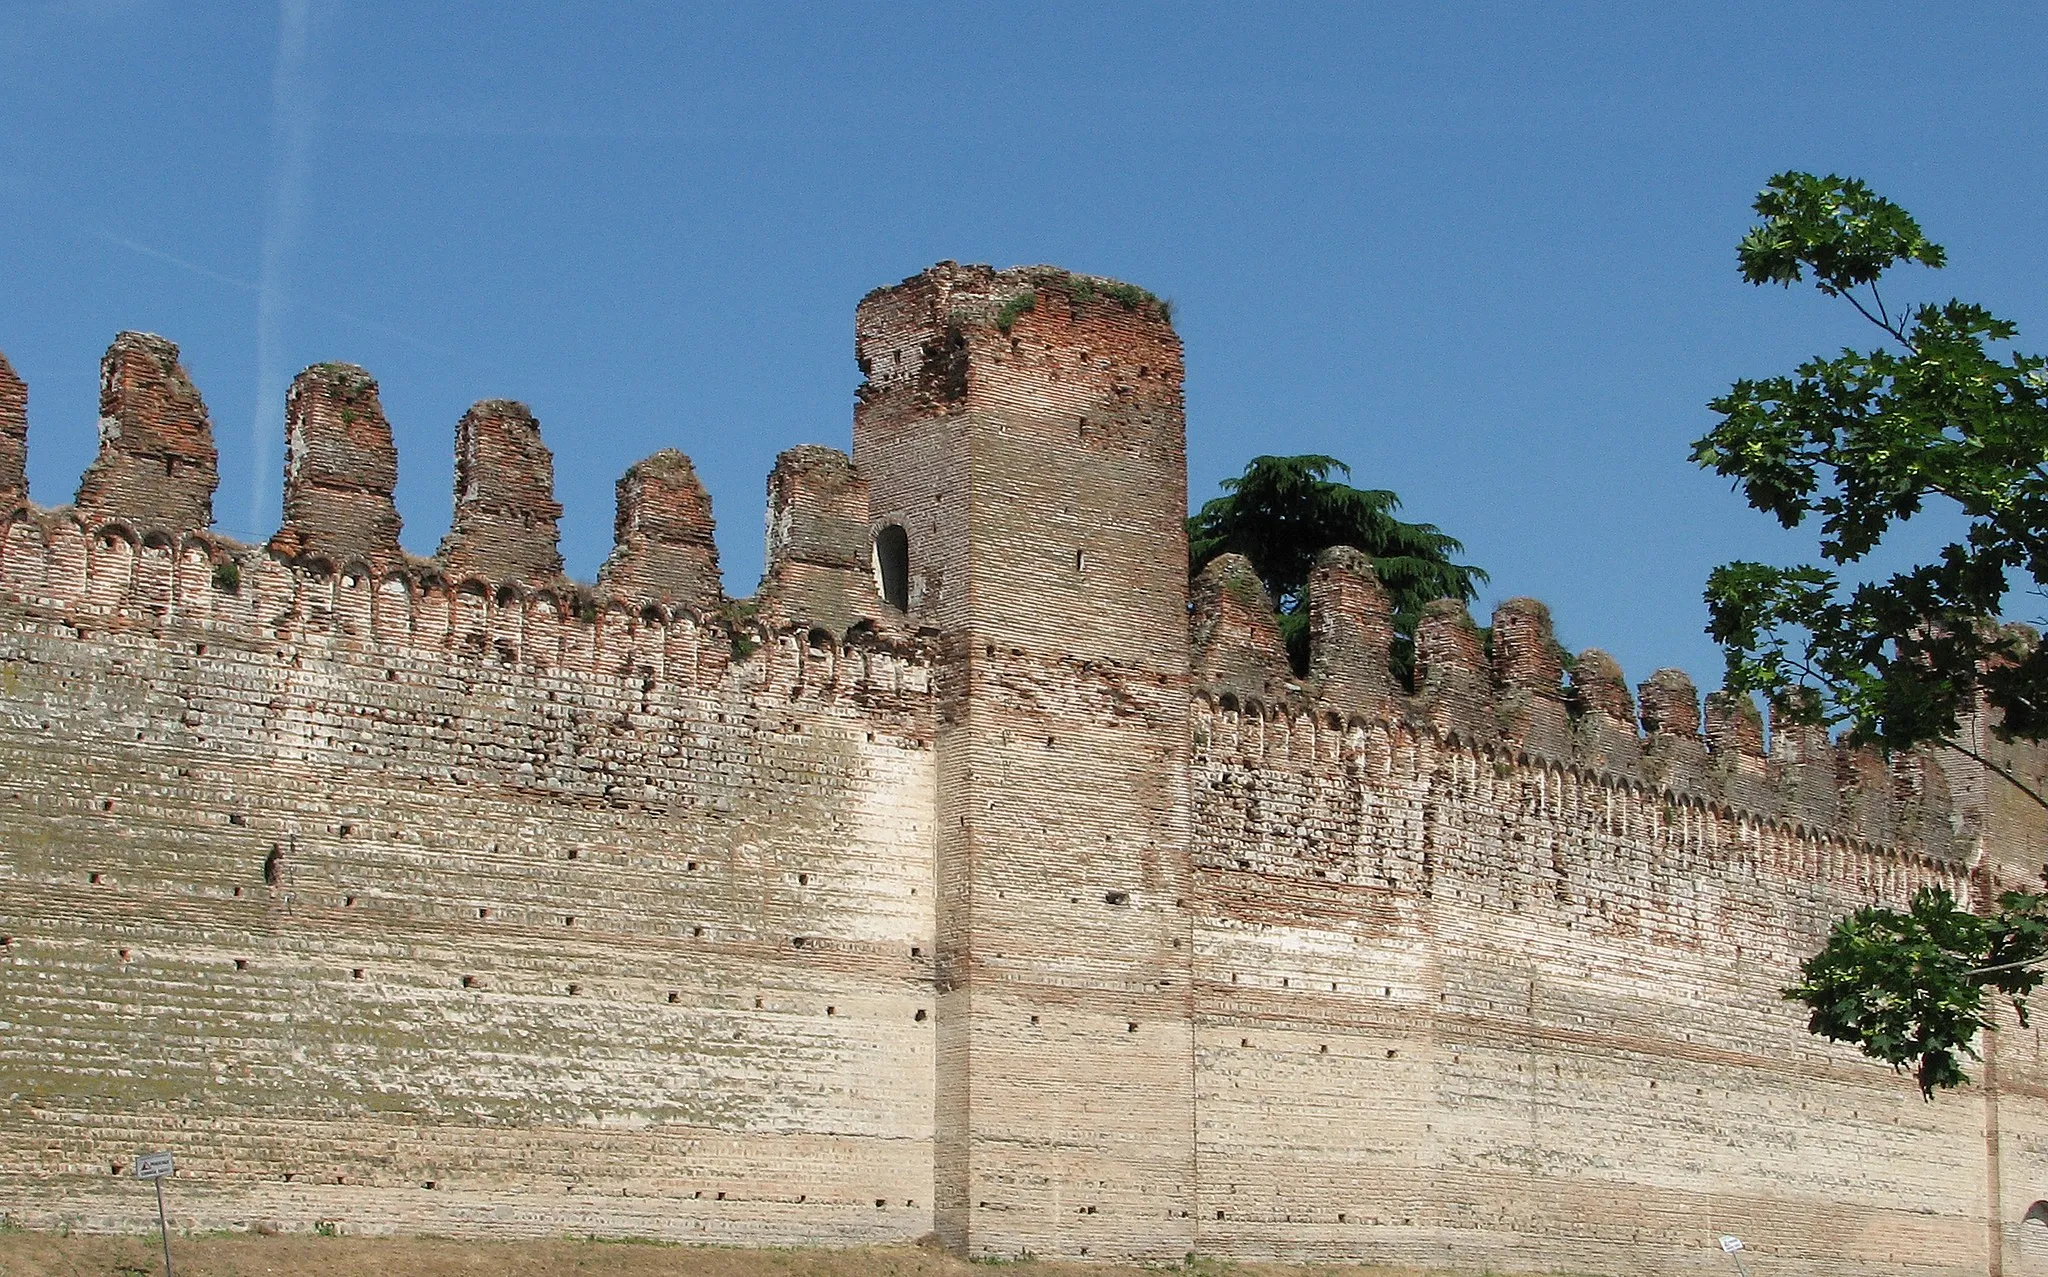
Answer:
1702, 171, 2048, 1095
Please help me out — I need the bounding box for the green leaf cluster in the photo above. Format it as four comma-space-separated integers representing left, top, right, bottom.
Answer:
994, 289, 1037, 333
1696, 171, 2048, 752
1787, 885, 2048, 1096
1189, 455, 1486, 677
1045, 273, 1170, 321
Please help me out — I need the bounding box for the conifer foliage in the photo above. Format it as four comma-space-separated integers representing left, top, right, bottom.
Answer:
1188, 454, 1486, 675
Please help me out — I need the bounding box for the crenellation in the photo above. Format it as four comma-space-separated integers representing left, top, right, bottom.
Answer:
0, 349, 26, 520
1836, 743, 1895, 843
437, 399, 566, 586
757, 445, 890, 636
1491, 597, 1570, 755
1705, 688, 1771, 814
1305, 545, 1397, 715
597, 448, 723, 614
1190, 553, 1292, 700
270, 363, 404, 572
1769, 694, 1841, 827
1639, 667, 1712, 796
1887, 749, 1963, 860
4, 268, 2042, 1276
74, 332, 218, 535
1566, 648, 1641, 774
1412, 597, 1494, 739
1638, 666, 1702, 739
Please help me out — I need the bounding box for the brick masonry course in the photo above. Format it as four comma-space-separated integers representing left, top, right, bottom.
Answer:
4, 276, 2048, 1277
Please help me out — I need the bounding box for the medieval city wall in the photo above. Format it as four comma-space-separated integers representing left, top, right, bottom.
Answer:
0, 340, 942, 1243
1184, 550, 2042, 1276
5, 268, 2048, 1276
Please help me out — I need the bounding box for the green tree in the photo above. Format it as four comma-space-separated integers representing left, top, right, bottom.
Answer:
1189, 454, 1486, 676
1786, 885, 2048, 1098
1695, 171, 2048, 1094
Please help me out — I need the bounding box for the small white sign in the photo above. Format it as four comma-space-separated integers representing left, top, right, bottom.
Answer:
134, 1151, 174, 1180
1719, 1235, 1745, 1254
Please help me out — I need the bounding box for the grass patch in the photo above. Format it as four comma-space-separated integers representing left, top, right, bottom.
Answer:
1043, 272, 1170, 322
720, 598, 762, 661
0, 1232, 1606, 1277
994, 289, 1038, 333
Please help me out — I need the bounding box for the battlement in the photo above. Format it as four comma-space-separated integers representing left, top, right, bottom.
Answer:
0, 318, 1996, 860
1191, 547, 1971, 858
5, 268, 2041, 1275
3, 312, 2015, 866
0, 333, 908, 661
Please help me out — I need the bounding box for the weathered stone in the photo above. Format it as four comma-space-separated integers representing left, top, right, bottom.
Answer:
1568, 648, 1640, 772
597, 448, 722, 613
756, 445, 883, 634
1191, 552, 1292, 701
1638, 667, 1710, 795
436, 399, 563, 584
1770, 692, 1839, 824
73, 332, 218, 533
0, 349, 25, 519
1492, 596, 1570, 755
1306, 546, 1396, 713
1569, 649, 1633, 724
1414, 597, 1494, 738
1706, 688, 1771, 811
269, 362, 403, 570
1638, 667, 1702, 739
1, 266, 2042, 1277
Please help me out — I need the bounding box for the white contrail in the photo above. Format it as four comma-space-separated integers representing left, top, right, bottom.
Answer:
250, 0, 320, 538
97, 229, 449, 357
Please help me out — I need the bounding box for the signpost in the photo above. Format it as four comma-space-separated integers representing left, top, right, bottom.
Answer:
135, 1151, 174, 1277
1719, 1234, 1751, 1277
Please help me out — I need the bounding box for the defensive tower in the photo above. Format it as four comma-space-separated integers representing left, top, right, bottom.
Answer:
5, 268, 2048, 1275
853, 264, 1195, 1258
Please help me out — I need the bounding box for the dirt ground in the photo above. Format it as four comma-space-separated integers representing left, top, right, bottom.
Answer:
0, 1233, 1487, 1277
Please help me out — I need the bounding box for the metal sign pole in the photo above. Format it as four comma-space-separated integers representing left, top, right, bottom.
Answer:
135, 1152, 175, 1277
1719, 1234, 1750, 1277
154, 1174, 173, 1277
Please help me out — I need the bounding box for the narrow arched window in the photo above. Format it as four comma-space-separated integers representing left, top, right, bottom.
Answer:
2024, 1202, 2048, 1268
875, 525, 910, 611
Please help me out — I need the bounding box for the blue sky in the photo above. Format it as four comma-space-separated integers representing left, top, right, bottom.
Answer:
4, 2, 2045, 692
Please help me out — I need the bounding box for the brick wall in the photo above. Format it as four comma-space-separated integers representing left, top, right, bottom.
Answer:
0, 339, 938, 1241
2, 286, 2045, 1275
854, 265, 1196, 1260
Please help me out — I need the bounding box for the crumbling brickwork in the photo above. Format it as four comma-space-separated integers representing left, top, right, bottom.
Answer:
0, 351, 26, 519
72, 333, 218, 533
3, 266, 2048, 1277
269, 363, 404, 570
437, 400, 565, 585
596, 449, 722, 614
756, 445, 886, 635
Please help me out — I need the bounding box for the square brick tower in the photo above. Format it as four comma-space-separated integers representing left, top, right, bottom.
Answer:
854, 264, 1195, 1259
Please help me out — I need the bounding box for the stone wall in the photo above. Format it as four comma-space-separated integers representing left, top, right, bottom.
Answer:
2, 282, 2046, 1276
854, 265, 1197, 1259
0, 335, 938, 1243
1185, 555, 2037, 1277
